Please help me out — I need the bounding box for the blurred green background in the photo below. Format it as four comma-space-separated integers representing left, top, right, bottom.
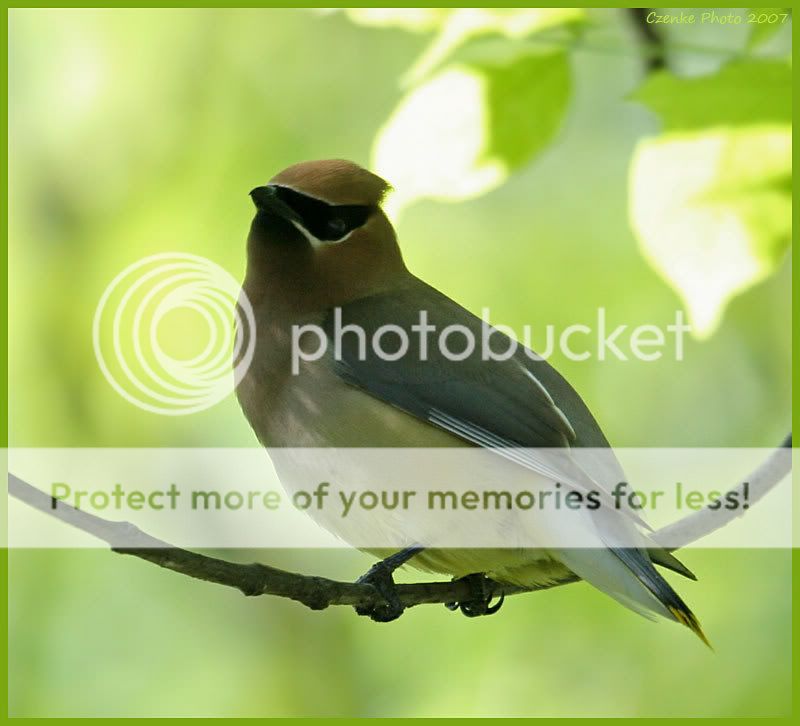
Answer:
7, 8, 791, 717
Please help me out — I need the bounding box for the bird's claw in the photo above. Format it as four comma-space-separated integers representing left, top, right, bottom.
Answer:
353, 547, 422, 622
445, 574, 505, 618
355, 563, 405, 622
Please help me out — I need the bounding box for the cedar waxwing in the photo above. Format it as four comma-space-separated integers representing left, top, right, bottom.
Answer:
237, 159, 707, 644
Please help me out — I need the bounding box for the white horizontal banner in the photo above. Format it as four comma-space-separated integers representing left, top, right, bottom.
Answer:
5, 447, 793, 549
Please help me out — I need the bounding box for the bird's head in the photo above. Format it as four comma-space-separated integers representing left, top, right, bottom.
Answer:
246, 159, 406, 309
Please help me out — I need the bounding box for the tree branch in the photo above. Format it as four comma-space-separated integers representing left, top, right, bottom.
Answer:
652, 433, 792, 550
7, 435, 791, 615
627, 8, 666, 72
7, 472, 535, 611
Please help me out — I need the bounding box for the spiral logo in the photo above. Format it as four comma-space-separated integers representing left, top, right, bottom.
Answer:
93, 252, 256, 415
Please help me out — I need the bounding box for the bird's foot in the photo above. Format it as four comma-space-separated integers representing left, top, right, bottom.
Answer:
354, 546, 423, 623
445, 574, 505, 618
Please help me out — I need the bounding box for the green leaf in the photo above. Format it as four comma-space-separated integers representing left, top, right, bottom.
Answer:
404, 7, 584, 85
372, 50, 571, 217
477, 51, 571, 169
630, 61, 791, 338
747, 8, 791, 48
338, 7, 584, 42
631, 60, 791, 131
339, 8, 450, 33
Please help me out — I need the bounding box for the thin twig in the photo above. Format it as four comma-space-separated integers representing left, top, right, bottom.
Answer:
627, 8, 666, 72
6, 435, 791, 615
652, 433, 792, 550
7, 472, 535, 611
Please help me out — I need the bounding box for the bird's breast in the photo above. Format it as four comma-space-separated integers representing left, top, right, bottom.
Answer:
236, 310, 461, 449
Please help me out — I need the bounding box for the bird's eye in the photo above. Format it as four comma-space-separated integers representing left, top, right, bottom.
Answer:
327, 218, 348, 237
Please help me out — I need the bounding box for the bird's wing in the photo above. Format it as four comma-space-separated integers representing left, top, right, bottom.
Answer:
322, 278, 643, 525
323, 279, 701, 624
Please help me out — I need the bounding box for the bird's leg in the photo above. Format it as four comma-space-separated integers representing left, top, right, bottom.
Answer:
354, 546, 424, 622
445, 574, 505, 618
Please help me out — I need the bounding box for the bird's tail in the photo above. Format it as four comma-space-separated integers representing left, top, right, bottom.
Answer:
554, 545, 710, 647
609, 547, 711, 648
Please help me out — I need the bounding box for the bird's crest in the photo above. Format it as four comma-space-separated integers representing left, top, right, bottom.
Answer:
270, 159, 392, 207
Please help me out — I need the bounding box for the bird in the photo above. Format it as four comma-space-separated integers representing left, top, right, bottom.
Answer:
236, 158, 708, 645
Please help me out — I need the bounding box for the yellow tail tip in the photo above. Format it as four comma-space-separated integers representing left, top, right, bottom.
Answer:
668, 606, 713, 650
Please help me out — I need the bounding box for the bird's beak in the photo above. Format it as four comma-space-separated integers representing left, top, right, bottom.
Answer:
249, 185, 303, 225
